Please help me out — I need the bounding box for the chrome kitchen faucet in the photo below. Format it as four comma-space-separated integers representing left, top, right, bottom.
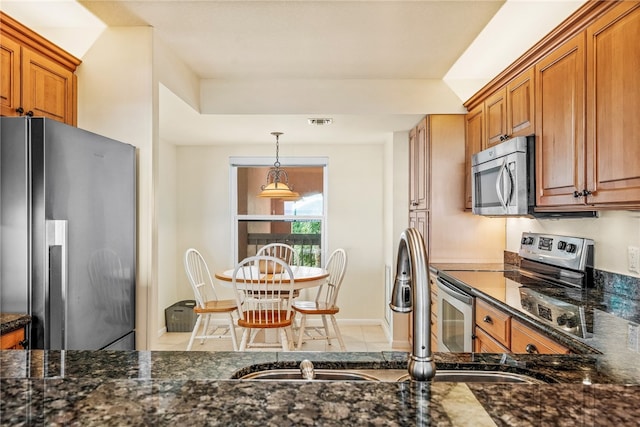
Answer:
390, 228, 436, 381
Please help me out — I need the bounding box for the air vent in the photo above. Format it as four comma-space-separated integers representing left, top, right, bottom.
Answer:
307, 118, 333, 126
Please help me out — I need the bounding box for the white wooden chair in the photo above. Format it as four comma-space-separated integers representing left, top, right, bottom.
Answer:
184, 248, 239, 351
256, 242, 300, 300
293, 248, 348, 350
256, 243, 297, 265
232, 255, 296, 351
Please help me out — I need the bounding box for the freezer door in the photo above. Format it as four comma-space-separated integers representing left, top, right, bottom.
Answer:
38, 118, 136, 350
0, 118, 30, 316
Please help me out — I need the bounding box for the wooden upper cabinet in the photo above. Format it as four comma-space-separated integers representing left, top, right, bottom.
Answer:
0, 35, 21, 117
535, 32, 586, 207
585, 1, 640, 205
464, 104, 484, 209
485, 87, 507, 148
409, 117, 429, 211
22, 47, 75, 123
0, 12, 80, 126
506, 66, 535, 138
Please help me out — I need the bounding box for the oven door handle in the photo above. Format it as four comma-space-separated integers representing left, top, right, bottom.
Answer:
437, 279, 473, 305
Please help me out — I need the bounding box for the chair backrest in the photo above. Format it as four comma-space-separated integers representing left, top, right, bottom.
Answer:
184, 248, 219, 308
256, 243, 296, 266
232, 255, 295, 325
317, 248, 347, 307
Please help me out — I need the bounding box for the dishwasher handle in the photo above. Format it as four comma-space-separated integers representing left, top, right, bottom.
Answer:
437, 278, 474, 305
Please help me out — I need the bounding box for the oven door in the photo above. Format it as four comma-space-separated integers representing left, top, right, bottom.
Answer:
437, 278, 474, 352
471, 150, 528, 216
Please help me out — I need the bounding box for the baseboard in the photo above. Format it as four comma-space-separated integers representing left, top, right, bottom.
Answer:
157, 326, 167, 337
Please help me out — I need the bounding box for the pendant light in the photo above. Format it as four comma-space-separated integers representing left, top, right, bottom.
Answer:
257, 132, 300, 200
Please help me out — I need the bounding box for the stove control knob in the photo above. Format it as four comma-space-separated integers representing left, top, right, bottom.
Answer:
566, 243, 577, 253
557, 241, 567, 250
557, 314, 567, 326
565, 314, 579, 328
521, 237, 534, 245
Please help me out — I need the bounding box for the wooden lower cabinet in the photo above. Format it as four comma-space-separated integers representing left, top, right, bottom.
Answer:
511, 319, 570, 354
474, 299, 570, 355
475, 299, 511, 348
0, 327, 26, 350
474, 326, 508, 353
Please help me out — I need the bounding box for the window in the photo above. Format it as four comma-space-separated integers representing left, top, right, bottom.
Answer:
231, 157, 327, 267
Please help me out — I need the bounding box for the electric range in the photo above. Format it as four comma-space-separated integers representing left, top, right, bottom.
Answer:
440, 232, 600, 341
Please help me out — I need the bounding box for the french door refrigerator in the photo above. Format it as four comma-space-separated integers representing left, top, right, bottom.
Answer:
1, 117, 136, 350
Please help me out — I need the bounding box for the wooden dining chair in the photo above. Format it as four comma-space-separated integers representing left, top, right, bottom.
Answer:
184, 248, 239, 351
293, 248, 348, 350
232, 255, 296, 351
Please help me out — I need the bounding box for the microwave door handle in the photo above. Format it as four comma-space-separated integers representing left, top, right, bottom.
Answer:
504, 162, 514, 205
495, 160, 508, 210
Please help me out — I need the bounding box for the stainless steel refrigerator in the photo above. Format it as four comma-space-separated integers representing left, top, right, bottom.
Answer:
1, 117, 136, 350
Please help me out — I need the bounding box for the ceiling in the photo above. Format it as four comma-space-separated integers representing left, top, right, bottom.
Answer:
2, 0, 587, 145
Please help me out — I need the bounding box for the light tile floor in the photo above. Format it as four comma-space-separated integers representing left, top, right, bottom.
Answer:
153, 324, 393, 352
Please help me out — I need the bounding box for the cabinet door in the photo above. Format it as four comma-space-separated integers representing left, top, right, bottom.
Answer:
0, 328, 26, 350
535, 32, 586, 207
408, 210, 428, 248
507, 67, 535, 138
0, 35, 21, 117
475, 299, 511, 348
464, 104, 484, 209
22, 46, 76, 125
511, 320, 570, 354
585, 1, 640, 205
485, 87, 507, 148
409, 117, 429, 211
474, 326, 508, 353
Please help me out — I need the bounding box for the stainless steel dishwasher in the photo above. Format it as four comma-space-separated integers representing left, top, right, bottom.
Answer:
436, 277, 474, 352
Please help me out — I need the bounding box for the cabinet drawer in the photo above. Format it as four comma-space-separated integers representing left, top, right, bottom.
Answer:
0, 328, 25, 350
475, 299, 511, 347
511, 320, 570, 355
474, 326, 508, 353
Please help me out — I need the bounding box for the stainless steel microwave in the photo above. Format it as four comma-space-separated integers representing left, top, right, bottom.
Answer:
471, 137, 531, 216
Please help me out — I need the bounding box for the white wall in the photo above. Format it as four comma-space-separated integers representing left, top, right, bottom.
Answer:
175, 143, 386, 322
506, 211, 640, 277
157, 138, 180, 327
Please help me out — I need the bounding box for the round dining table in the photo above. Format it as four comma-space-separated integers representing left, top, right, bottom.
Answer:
214, 265, 329, 290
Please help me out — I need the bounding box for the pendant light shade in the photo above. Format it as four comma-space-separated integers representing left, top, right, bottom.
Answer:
258, 132, 300, 200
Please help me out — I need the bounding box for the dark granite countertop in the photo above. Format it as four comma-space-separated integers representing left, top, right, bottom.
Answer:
0, 313, 31, 335
1, 350, 639, 425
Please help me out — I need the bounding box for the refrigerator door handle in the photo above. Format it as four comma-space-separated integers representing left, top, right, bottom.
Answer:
46, 220, 68, 349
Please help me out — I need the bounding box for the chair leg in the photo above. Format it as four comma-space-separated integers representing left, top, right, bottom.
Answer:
297, 315, 307, 350
280, 328, 290, 351
187, 315, 202, 351
330, 315, 346, 351
321, 314, 331, 345
228, 313, 238, 351
200, 314, 211, 345
239, 328, 250, 351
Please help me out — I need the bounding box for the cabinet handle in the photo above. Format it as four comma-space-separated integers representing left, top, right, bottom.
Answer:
525, 343, 539, 354
15, 107, 24, 115
26, 110, 34, 117
411, 201, 419, 206
483, 315, 493, 324
19, 339, 28, 349
573, 190, 583, 198
582, 189, 592, 196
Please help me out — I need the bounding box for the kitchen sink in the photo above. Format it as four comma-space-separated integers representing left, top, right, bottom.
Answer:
237, 369, 545, 384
